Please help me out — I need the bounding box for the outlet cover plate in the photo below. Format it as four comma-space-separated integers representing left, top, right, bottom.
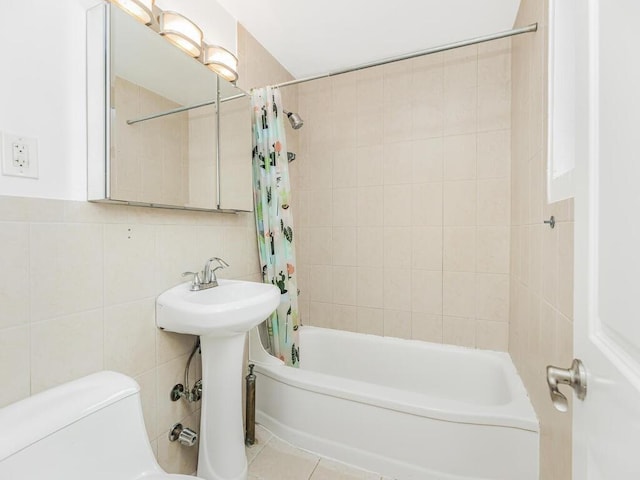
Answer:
2, 133, 38, 179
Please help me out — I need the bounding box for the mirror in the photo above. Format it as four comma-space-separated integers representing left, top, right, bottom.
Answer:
87, 2, 252, 212
219, 94, 252, 211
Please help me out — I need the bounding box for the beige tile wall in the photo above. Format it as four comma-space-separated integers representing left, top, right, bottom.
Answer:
0, 196, 260, 474
235, 24, 299, 156
291, 42, 512, 350
510, 0, 574, 478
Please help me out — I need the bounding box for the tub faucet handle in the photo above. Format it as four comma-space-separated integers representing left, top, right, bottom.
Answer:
546, 358, 587, 412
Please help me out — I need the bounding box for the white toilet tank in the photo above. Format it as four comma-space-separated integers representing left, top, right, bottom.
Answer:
0, 371, 200, 480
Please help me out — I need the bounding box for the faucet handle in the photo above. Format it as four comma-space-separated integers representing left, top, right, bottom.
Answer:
210, 258, 229, 279
182, 271, 202, 290
208, 257, 229, 269
204, 257, 229, 284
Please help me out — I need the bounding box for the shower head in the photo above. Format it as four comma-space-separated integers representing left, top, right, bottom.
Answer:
285, 110, 304, 129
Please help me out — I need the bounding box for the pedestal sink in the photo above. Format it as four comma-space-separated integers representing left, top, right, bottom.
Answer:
156, 279, 279, 480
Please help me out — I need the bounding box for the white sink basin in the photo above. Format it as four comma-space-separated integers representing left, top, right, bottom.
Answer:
156, 279, 280, 337
155, 278, 280, 480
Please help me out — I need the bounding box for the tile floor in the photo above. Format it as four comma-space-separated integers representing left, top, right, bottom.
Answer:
245, 425, 392, 480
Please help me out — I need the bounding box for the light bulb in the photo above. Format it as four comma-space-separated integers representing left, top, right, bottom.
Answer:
204, 44, 239, 82
159, 11, 203, 58
111, 0, 155, 25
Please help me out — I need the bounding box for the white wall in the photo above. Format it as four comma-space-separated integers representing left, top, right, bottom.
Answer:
0, 0, 91, 200
0, 0, 237, 201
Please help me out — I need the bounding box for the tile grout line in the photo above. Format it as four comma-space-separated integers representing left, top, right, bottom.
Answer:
28, 221, 33, 397
306, 457, 322, 480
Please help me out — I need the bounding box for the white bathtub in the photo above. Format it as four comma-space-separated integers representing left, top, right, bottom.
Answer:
249, 326, 538, 480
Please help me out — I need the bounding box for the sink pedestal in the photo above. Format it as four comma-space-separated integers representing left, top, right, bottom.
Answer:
197, 333, 248, 480
155, 279, 280, 480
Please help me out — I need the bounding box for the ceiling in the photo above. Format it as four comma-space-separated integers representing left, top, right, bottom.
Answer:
216, 0, 522, 79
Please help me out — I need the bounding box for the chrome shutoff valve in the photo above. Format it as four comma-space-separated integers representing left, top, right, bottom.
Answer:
169, 423, 198, 447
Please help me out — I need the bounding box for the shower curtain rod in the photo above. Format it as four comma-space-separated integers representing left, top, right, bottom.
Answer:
126, 23, 536, 125
270, 23, 538, 90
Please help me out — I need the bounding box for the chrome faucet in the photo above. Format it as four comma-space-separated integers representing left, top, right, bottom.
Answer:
204, 257, 229, 285
182, 257, 229, 291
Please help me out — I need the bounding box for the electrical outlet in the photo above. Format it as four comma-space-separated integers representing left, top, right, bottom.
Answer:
12, 142, 28, 168
2, 133, 38, 179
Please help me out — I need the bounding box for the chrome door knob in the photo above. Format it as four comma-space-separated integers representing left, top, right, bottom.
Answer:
546, 358, 587, 412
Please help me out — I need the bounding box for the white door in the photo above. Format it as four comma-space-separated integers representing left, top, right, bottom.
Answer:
572, 0, 640, 477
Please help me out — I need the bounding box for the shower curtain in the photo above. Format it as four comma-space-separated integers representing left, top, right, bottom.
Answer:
251, 87, 300, 367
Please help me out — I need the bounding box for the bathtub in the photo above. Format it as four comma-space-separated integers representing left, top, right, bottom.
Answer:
249, 326, 538, 480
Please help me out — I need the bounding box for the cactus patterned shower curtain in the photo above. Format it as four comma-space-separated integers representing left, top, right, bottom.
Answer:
251, 87, 300, 367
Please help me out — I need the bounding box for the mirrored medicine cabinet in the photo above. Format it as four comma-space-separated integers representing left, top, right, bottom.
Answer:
87, 2, 253, 212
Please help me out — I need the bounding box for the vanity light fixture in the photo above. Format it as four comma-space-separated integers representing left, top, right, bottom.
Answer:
111, 0, 155, 25
203, 44, 239, 83
158, 11, 203, 58
110, 1, 239, 81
